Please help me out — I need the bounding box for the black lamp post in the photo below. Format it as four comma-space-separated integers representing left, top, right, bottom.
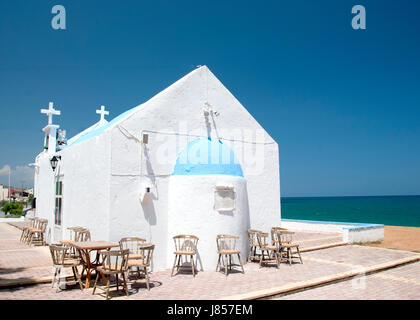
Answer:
50, 156, 61, 171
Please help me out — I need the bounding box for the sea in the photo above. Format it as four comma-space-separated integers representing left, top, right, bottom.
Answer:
281, 195, 420, 227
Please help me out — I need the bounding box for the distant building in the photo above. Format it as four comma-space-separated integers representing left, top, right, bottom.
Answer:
0, 185, 33, 202
0, 184, 9, 201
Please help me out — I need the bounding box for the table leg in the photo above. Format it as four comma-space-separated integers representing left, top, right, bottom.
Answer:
83, 250, 92, 288
86, 269, 91, 288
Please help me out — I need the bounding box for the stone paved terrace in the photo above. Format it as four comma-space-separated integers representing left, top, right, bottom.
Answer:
275, 261, 420, 300
1, 222, 419, 300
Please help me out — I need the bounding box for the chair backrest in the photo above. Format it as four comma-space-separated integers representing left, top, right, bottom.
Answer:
67, 226, 83, 241
247, 229, 262, 246
32, 217, 41, 228
75, 229, 91, 242
26, 217, 35, 227
119, 237, 146, 254
256, 232, 269, 249
216, 234, 238, 252
138, 244, 154, 267
49, 244, 68, 265
271, 227, 288, 244
275, 230, 294, 246
38, 219, 48, 232
100, 249, 129, 272
173, 235, 199, 252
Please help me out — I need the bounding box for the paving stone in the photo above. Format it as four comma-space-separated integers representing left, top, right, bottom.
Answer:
1, 222, 419, 300
276, 261, 420, 300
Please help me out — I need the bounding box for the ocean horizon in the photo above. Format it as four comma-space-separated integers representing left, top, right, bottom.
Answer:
281, 195, 420, 227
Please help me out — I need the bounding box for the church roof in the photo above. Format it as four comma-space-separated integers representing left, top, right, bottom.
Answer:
65, 105, 141, 147
66, 119, 109, 146
64, 66, 200, 148
172, 138, 244, 177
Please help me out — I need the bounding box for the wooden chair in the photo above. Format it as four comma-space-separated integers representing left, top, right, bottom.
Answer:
247, 229, 264, 262
127, 244, 154, 290
171, 235, 199, 277
49, 244, 84, 292
62, 226, 84, 258
27, 218, 48, 246
256, 232, 281, 268
20, 217, 36, 243
75, 228, 91, 242
67, 226, 84, 240
119, 237, 146, 262
92, 249, 130, 300
216, 234, 244, 276
276, 230, 303, 265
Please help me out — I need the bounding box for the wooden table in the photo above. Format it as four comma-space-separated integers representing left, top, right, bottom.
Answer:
62, 240, 119, 288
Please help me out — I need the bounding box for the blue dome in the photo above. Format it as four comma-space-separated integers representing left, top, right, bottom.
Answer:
172, 138, 244, 177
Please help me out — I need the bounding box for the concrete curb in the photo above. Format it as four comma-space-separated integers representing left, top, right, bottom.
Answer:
300, 242, 347, 252
219, 255, 420, 300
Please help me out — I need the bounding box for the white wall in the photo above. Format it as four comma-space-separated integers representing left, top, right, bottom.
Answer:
343, 226, 384, 243
33, 152, 55, 243
168, 175, 250, 271
281, 219, 385, 244
58, 131, 111, 242
33, 130, 111, 244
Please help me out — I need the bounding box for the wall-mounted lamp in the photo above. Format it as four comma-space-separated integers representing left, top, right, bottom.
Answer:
50, 155, 61, 171
203, 102, 220, 117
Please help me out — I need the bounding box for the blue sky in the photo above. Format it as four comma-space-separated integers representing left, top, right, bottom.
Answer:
0, 0, 419, 197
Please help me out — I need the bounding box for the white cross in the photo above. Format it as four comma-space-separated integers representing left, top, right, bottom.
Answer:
41, 102, 61, 125
96, 105, 109, 122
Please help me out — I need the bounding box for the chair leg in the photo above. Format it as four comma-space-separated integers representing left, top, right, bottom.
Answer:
116, 274, 119, 291
238, 253, 245, 274
224, 254, 228, 276
26, 232, 31, 245
92, 272, 100, 295
191, 255, 196, 277
275, 251, 280, 269
106, 275, 110, 300
288, 249, 292, 265
297, 247, 303, 264
259, 252, 263, 268
171, 254, 178, 277
176, 255, 183, 272
122, 272, 129, 296
144, 268, 150, 290
56, 268, 62, 292
73, 266, 84, 290
216, 254, 221, 272
52, 267, 58, 288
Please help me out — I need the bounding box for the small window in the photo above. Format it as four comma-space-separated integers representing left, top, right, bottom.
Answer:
214, 186, 235, 212
55, 180, 63, 225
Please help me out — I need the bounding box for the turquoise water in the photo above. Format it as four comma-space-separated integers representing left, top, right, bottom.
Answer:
281, 195, 420, 227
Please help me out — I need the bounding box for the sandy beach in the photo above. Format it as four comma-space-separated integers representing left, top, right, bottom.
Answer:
365, 226, 420, 253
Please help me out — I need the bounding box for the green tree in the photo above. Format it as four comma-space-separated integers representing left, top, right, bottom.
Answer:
1, 203, 23, 216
